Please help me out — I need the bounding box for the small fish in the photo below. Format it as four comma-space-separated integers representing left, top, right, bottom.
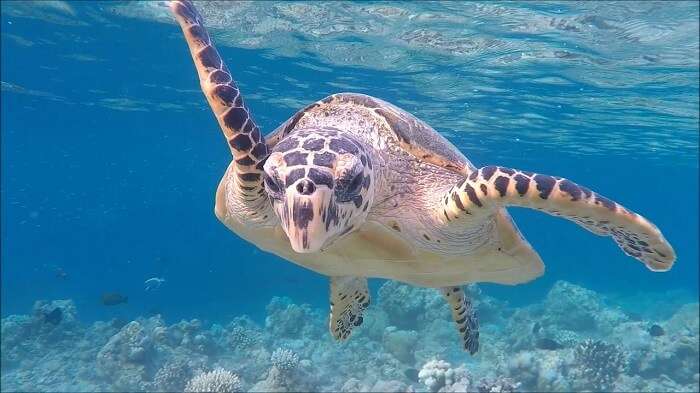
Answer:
649, 324, 665, 337
144, 277, 166, 291
535, 338, 563, 350
404, 368, 419, 382
101, 292, 128, 306
44, 307, 62, 325
532, 322, 541, 334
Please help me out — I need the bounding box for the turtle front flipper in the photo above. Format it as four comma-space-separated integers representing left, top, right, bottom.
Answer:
329, 277, 370, 341
441, 286, 479, 355
170, 0, 268, 194
440, 166, 676, 271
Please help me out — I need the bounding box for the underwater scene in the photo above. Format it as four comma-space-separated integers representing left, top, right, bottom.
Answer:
1, 1, 698, 392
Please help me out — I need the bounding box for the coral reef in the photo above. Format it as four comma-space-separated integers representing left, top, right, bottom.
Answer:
383, 327, 419, 364
542, 280, 629, 335
96, 321, 154, 390
265, 296, 322, 339
378, 281, 447, 329
1, 281, 698, 392
625, 303, 700, 386
506, 349, 573, 391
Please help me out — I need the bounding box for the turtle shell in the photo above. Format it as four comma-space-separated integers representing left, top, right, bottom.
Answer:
267, 93, 475, 176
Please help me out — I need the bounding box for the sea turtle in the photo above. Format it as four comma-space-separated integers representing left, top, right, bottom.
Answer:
170, 0, 676, 354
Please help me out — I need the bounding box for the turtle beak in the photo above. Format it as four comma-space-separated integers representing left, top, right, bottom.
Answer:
281, 180, 334, 253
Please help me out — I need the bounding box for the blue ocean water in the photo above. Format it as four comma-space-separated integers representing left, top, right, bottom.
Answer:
1, 1, 698, 392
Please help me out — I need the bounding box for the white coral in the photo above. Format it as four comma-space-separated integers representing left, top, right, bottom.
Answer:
184, 368, 242, 393
270, 347, 300, 373
418, 359, 455, 392
153, 359, 192, 392
476, 376, 520, 392
229, 326, 261, 350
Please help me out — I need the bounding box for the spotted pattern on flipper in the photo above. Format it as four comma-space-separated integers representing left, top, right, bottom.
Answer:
440, 286, 479, 355
170, 0, 268, 201
329, 277, 370, 341
440, 165, 675, 271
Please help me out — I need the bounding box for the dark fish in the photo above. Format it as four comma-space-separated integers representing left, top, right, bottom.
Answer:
532, 322, 541, 334
649, 324, 665, 337
404, 368, 419, 381
44, 307, 62, 325
101, 292, 128, 306
535, 338, 563, 350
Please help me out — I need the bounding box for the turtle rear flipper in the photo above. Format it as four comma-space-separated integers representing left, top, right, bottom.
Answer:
329, 277, 370, 341
441, 286, 479, 355
441, 166, 676, 271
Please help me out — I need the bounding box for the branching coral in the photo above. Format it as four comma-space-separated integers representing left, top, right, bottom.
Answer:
573, 339, 627, 391
153, 359, 193, 392
270, 348, 300, 374
184, 368, 242, 393
476, 376, 521, 393
229, 326, 262, 350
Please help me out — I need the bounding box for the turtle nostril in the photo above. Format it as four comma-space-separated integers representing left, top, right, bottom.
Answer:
296, 180, 316, 195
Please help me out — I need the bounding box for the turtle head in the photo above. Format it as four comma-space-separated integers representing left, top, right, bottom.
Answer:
263, 128, 375, 253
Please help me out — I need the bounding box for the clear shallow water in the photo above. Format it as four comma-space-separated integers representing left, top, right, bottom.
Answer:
1, 1, 698, 392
